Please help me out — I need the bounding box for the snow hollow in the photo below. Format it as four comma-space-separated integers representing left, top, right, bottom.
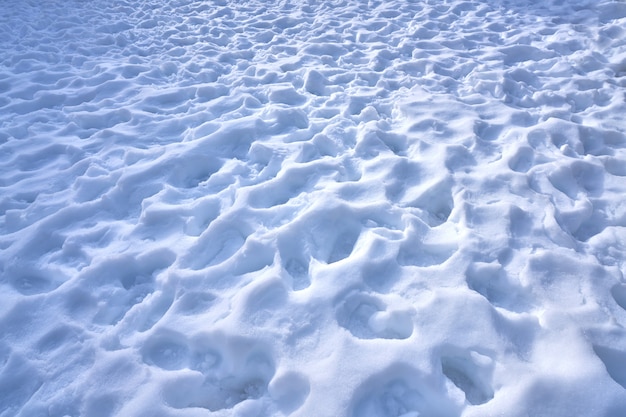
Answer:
1, 0, 626, 416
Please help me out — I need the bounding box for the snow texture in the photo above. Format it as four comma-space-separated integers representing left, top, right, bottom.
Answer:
1, 0, 626, 416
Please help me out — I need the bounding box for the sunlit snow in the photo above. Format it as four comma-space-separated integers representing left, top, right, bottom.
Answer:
1, 0, 626, 416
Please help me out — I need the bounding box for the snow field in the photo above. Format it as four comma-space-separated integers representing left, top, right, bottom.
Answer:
1, 0, 626, 416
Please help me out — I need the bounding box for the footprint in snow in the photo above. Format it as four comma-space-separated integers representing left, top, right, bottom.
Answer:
335, 291, 413, 340
440, 349, 495, 405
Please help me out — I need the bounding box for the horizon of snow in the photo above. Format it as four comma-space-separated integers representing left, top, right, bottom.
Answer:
1, 0, 626, 416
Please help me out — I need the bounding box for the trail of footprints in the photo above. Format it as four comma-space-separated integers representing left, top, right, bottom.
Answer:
142, 330, 277, 411
348, 354, 494, 417
2, 0, 626, 415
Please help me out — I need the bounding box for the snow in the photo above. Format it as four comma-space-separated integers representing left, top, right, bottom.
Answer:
1, 0, 626, 416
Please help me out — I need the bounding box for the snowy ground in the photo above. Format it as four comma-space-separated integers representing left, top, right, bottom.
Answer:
1, 0, 626, 416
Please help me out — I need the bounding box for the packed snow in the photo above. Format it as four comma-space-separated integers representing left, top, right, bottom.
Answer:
1, 0, 626, 416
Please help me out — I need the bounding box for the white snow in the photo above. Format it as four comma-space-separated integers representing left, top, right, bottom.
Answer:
1, 0, 626, 416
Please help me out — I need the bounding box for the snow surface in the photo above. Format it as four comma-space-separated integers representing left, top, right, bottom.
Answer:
1, 0, 626, 416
